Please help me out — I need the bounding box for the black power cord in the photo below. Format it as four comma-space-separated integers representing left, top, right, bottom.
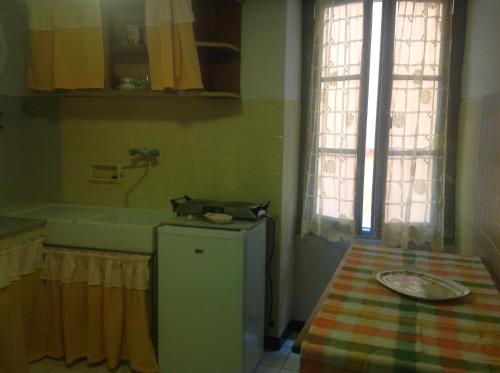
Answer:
265, 215, 276, 328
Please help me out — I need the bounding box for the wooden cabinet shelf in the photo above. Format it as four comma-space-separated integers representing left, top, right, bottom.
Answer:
110, 44, 148, 64
31, 89, 240, 99
196, 41, 240, 53
193, 0, 241, 96
110, 44, 148, 56
108, 42, 240, 62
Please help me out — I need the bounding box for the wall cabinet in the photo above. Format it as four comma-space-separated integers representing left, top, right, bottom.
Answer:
91, 0, 241, 98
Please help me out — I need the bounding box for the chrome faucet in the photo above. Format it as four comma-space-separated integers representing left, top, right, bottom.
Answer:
128, 147, 160, 158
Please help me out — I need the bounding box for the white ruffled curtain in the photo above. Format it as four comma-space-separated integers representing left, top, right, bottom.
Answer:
41, 248, 150, 289
0, 236, 44, 289
382, 0, 452, 249
301, 0, 363, 241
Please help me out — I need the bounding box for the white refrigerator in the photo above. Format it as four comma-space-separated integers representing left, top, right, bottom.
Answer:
157, 219, 266, 373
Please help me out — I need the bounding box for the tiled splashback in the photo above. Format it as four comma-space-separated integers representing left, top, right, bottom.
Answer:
455, 99, 481, 254
60, 96, 292, 336
60, 97, 284, 216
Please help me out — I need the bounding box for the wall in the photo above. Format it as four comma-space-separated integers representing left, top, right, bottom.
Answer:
60, 98, 283, 211
0, 1, 27, 97
277, 0, 302, 334
460, 0, 500, 100
0, 1, 62, 206
473, 94, 500, 279
59, 0, 301, 338
455, 98, 480, 254
0, 96, 62, 206
293, 237, 348, 321
456, 0, 500, 275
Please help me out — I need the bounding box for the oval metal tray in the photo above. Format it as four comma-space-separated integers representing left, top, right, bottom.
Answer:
373, 269, 470, 301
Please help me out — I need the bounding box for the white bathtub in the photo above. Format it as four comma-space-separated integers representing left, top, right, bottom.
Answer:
4, 203, 174, 253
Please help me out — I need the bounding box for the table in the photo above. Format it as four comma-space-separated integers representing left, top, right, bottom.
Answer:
297, 245, 500, 372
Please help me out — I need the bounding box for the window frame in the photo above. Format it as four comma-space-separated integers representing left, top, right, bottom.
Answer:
372, 0, 466, 241
298, 0, 466, 244
316, 0, 369, 222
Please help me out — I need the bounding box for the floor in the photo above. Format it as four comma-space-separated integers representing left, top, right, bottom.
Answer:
256, 333, 300, 373
29, 333, 300, 373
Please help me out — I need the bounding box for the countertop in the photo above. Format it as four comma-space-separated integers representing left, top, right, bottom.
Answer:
159, 215, 264, 231
0, 215, 46, 240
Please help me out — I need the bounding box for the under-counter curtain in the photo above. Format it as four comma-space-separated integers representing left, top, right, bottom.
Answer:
41, 248, 158, 373
0, 242, 157, 373
382, 1, 452, 250
0, 235, 45, 373
145, 0, 203, 90
301, 0, 363, 241
27, 0, 105, 90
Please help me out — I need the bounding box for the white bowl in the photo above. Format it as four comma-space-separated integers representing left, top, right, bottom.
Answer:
204, 213, 233, 224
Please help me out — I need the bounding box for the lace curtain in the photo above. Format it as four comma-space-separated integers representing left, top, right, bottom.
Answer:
382, 1, 452, 249
301, 0, 363, 242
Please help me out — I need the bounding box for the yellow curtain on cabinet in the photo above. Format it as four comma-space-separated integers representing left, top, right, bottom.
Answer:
0, 243, 158, 373
41, 248, 158, 373
145, 0, 203, 90
27, 0, 105, 91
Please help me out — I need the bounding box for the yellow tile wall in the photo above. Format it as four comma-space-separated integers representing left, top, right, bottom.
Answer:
0, 95, 61, 205
60, 97, 284, 217
455, 99, 481, 254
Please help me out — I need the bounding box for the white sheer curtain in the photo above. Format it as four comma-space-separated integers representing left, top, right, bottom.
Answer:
301, 0, 364, 241
382, 1, 452, 249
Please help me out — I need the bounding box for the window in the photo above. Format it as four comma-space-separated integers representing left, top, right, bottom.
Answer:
384, 1, 447, 227
317, 2, 364, 221
307, 0, 457, 244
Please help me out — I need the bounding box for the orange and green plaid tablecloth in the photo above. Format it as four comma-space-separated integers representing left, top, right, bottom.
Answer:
300, 246, 500, 373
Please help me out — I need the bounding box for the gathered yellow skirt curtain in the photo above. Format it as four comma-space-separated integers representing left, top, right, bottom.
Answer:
41, 248, 158, 372
0, 244, 157, 373
43, 282, 157, 372
27, 0, 105, 91
0, 270, 47, 373
146, 0, 203, 90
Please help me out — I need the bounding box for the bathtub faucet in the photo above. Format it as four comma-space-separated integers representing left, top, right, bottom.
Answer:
128, 147, 160, 158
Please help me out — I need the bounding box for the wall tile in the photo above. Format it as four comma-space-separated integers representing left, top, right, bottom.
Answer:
455, 99, 481, 254
0, 95, 61, 206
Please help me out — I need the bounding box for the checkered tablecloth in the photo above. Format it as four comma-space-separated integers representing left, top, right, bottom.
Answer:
300, 246, 500, 373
